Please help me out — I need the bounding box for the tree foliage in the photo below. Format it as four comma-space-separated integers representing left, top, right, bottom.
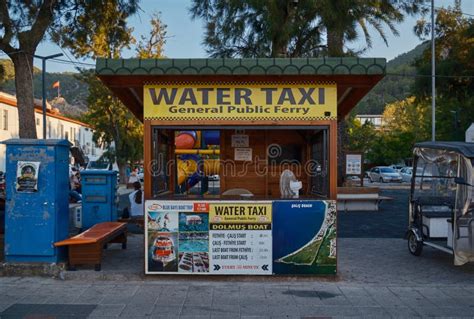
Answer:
190, 0, 424, 58
78, 12, 167, 181
0, 0, 139, 138
413, 0, 474, 141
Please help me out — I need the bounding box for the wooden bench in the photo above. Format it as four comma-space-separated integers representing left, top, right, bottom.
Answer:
337, 187, 392, 212
54, 222, 127, 271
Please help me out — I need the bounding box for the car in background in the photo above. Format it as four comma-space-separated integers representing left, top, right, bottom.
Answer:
389, 164, 406, 172
368, 166, 402, 183
400, 167, 413, 183
400, 167, 433, 184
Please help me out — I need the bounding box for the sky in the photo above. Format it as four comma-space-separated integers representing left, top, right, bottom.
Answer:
33, 0, 474, 73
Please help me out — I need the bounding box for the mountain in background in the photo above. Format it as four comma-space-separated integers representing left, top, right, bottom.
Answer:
353, 41, 428, 115
0, 59, 90, 118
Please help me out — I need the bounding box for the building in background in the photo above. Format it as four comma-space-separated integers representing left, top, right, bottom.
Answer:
0, 92, 104, 171
355, 114, 385, 130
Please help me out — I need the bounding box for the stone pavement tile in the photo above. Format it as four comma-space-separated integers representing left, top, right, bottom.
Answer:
240, 296, 268, 305
240, 304, 270, 316
151, 316, 179, 319
0, 303, 14, 313
87, 304, 126, 318
441, 287, 471, 298
338, 286, 378, 307
413, 306, 474, 317
384, 306, 421, 318
151, 305, 182, 316
181, 305, 213, 316
106, 284, 139, 296
266, 305, 299, 317
210, 314, 240, 319
119, 303, 154, 317
240, 316, 270, 319
74, 291, 105, 304
364, 286, 406, 307
101, 293, 135, 304
128, 290, 159, 305
414, 287, 457, 307
18, 293, 50, 304
287, 289, 323, 306
388, 287, 437, 308
354, 306, 391, 317
155, 295, 186, 306
211, 304, 240, 315
180, 316, 210, 319
298, 305, 358, 317
455, 297, 474, 307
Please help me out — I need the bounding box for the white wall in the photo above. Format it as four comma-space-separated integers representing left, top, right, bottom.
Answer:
0, 100, 105, 171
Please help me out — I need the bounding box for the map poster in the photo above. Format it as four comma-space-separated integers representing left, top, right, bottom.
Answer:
209, 202, 272, 275
145, 200, 210, 274
272, 200, 336, 275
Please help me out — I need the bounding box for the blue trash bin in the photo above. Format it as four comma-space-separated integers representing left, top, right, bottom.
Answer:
80, 170, 118, 229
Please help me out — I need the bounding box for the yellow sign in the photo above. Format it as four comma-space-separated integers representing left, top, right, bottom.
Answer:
144, 83, 337, 121
209, 203, 272, 224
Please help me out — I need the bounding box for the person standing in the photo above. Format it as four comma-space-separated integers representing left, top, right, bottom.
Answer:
128, 181, 144, 219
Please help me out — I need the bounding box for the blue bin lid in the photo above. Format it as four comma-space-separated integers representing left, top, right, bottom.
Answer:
2, 139, 71, 146
81, 170, 118, 176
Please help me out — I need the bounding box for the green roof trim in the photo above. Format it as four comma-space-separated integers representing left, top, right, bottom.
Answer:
96, 58, 386, 76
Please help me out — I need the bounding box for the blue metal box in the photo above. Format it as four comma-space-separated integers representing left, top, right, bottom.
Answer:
80, 170, 118, 229
3, 139, 70, 263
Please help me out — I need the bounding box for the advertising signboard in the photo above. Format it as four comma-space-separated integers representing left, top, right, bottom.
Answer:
144, 83, 337, 122
145, 200, 272, 275
272, 200, 337, 275
209, 202, 272, 275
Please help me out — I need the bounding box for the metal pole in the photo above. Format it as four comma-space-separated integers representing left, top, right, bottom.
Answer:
431, 0, 436, 141
34, 53, 63, 139
41, 59, 47, 139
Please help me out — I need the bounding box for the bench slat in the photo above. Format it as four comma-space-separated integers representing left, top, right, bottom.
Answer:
54, 222, 126, 247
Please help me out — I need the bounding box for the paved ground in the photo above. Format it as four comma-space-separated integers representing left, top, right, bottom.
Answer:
4, 187, 474, 318
2, 236, 474, 318
338, 189, 410, 238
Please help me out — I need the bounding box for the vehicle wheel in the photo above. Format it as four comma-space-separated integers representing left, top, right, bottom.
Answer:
369, 177, 373, 183
407, 232, 423, 256
379, 177, 384, 183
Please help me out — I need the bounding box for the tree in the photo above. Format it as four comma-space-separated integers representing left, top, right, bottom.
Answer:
365, 97, 430, 164
190, 0, 424, 58
136, 12, 167, 59
0, 0, 139, 138
77, 12, 167, 182
413, 0, 474, 141
79, 71, 143, 182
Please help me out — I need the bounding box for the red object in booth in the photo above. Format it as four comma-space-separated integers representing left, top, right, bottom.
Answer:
175, 132, 196, 149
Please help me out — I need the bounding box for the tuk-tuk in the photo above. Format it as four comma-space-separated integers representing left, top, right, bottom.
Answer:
406, 142, 474, 265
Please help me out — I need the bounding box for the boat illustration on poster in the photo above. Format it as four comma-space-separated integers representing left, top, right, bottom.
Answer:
272, 200, 337, 275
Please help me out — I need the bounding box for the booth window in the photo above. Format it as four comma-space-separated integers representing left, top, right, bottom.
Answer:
152, 128, 170, 196
309, 129, 329, 198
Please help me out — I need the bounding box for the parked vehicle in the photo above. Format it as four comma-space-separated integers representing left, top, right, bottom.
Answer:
400, 167, 433, 184
406, 141, 474, 265
389, 164, 406, 172
367, 166, 402, 183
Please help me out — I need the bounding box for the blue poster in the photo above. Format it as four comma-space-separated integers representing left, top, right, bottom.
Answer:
272, 200, 337, 275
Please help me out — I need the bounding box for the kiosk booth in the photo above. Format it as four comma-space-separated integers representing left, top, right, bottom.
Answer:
96, 58, 385, 275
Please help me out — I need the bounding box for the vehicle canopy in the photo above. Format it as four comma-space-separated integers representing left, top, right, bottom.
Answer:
412, 141, 474, 265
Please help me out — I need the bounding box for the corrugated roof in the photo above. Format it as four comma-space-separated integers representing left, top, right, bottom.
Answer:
96, 57, 386, 76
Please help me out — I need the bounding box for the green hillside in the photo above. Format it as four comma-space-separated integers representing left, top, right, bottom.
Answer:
353, 42, 428, 115
0, 59, 89, 117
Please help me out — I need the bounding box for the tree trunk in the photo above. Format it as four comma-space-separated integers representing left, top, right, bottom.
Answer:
118, 162, 127, 186
337, 120, 349, 186
11, 52, 37, 139
327, 29, 344, 57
